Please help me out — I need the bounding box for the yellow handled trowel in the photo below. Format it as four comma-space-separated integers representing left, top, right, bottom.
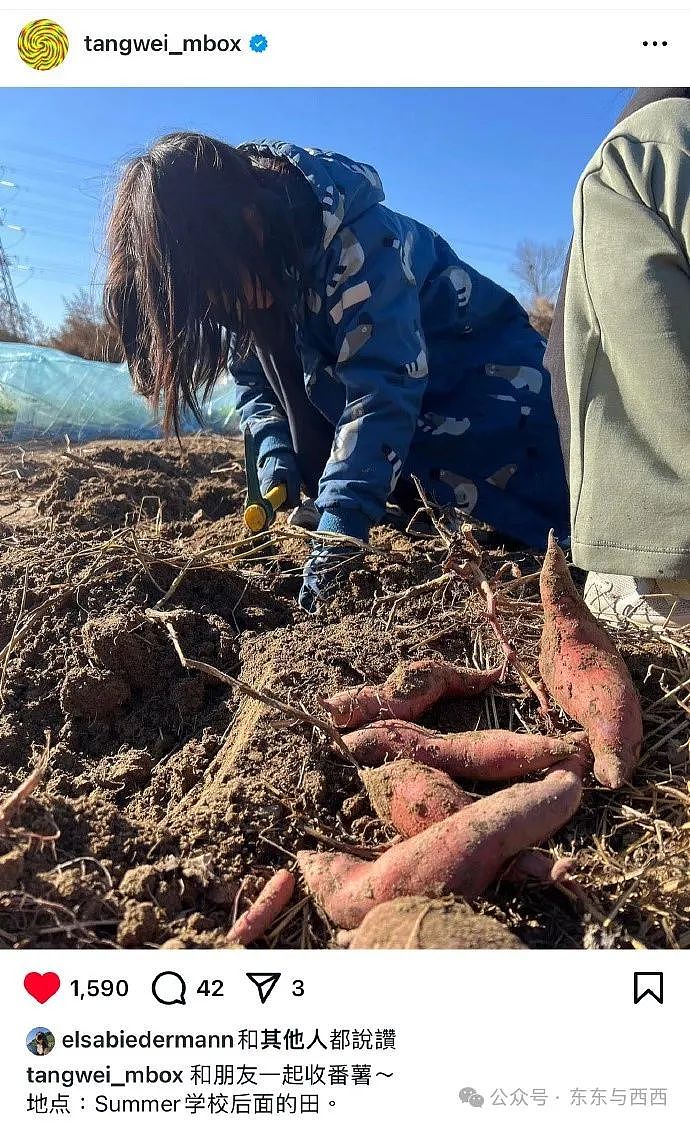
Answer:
243, 429, 287, 534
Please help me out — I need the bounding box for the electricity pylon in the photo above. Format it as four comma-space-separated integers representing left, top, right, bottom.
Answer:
0, 231, 28, 339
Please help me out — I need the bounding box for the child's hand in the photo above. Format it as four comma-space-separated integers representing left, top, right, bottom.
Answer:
297, 508, 370, 613
298, 544, 359, 613
257, 448, 301, 507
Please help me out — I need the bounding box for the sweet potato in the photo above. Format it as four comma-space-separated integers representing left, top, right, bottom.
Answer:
322, 658, 501, 729
361, 761, 578, 887
298, 754, 586, 928
225, 868, 295, 946
342, 896, 526, 949
361, 760, 474, 837
503, 850, 576, 885
345, 719, 588, 780
539, 532, 643, 787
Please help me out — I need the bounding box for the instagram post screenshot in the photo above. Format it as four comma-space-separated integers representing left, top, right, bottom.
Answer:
0, 3, 689, 1120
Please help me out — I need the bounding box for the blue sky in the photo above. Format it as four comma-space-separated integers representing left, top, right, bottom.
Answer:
0, 87, 634, 329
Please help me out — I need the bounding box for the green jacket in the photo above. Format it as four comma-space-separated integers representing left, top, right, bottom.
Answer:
556, 97, 690, 579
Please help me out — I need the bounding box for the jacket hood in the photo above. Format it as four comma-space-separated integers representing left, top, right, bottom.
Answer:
242, 140, 385, 258
616, 87, 690, 124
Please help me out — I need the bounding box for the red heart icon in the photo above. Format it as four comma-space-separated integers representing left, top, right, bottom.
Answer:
24, 972, 61, 1004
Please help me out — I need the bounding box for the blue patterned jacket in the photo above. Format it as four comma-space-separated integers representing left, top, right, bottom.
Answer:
234, 142, 568, 547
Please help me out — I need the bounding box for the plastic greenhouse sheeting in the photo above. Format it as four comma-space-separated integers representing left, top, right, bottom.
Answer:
0, 342, 237, 441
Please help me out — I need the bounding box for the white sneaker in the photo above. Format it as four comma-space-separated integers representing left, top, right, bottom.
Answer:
584, 572, 690, 629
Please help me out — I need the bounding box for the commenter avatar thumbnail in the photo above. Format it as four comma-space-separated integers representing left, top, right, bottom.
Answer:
27, 1028, 56, 1056
18, 19, 69, 70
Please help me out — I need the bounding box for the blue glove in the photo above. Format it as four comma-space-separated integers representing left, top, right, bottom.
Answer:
257, 446, 301, 508
298, 508, 370, 613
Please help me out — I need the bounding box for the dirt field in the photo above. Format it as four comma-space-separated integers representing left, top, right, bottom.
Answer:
0, 436, 688, 950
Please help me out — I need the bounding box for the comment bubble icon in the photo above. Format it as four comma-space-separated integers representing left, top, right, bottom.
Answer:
151, 971, 187, 1006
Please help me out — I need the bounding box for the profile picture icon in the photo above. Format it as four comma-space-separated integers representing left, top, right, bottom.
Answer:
18, 19, 69, 71
26, 1028, 55, 1056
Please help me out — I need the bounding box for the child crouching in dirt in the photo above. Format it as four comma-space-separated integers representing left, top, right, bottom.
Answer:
104, 132, 569, 611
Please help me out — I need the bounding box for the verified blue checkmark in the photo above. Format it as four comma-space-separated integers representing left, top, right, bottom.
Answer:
250, 33, 268, 53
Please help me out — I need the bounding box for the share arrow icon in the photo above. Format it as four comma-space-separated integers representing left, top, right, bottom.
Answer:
246, 972, 281, 1005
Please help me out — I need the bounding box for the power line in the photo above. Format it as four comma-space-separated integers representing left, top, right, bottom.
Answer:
0, 139, 109, 171
3, 205, 104, 233
0, 160, 104, 310
8, 191, 97, 222
11, 225, 98, 245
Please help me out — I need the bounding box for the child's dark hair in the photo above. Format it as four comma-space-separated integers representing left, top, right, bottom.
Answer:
104, 132, 303, 433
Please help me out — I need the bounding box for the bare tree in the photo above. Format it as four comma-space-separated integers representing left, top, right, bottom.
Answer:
511, 240, 567, 339
0, 301, 46, 345
47, 288, 124, 362
0, 290, 123, 359
528, 296, 556, 339
511, 240, 567, 304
